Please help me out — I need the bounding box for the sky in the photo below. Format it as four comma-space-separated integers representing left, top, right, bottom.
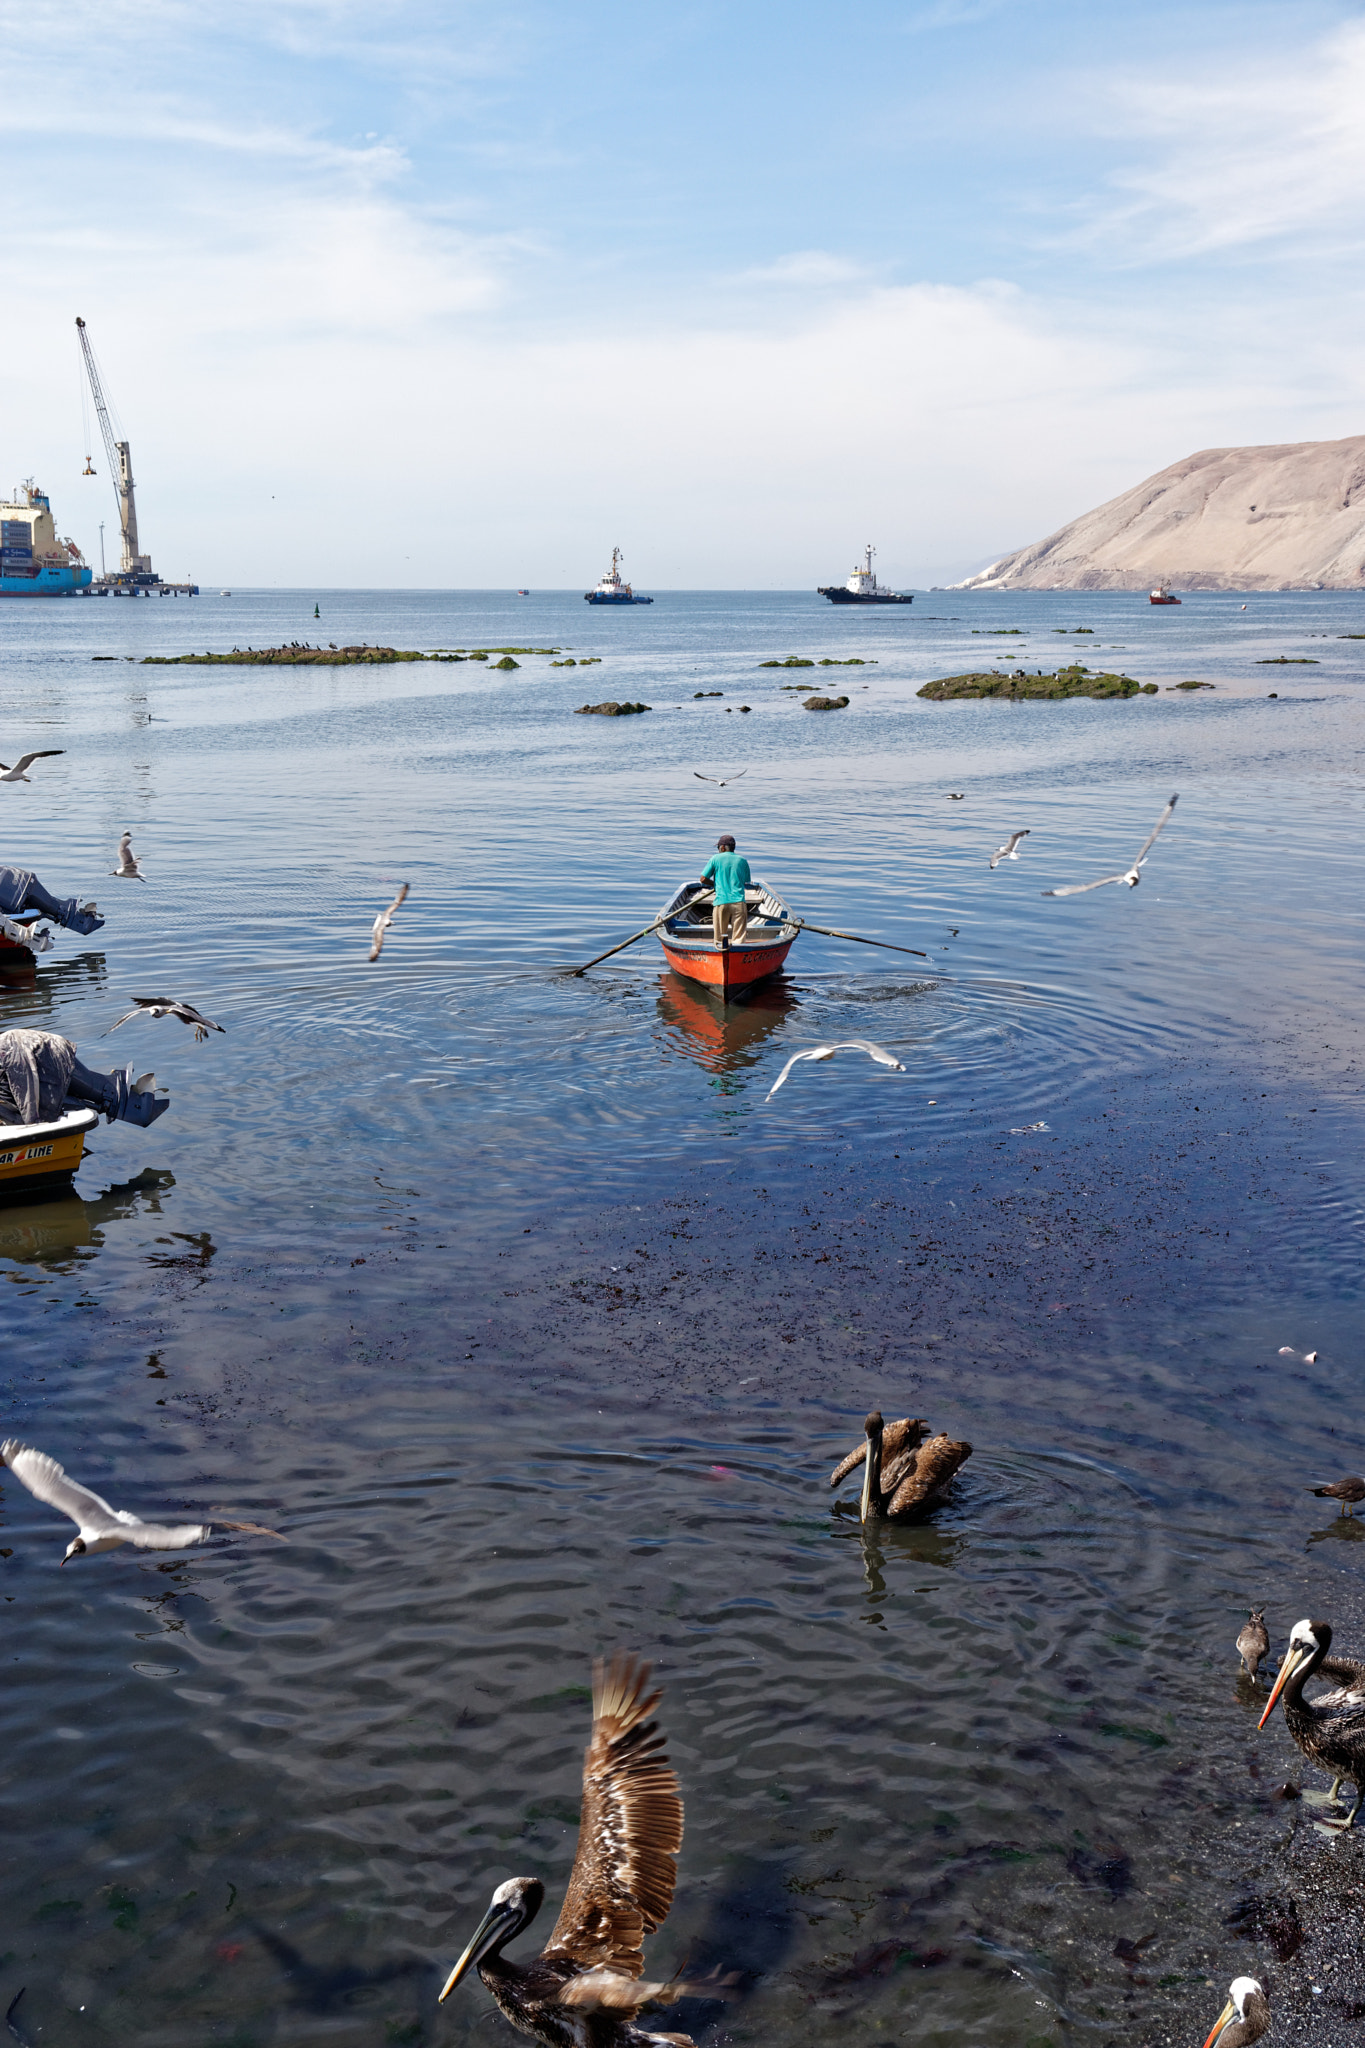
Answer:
3, 0, 1364, 587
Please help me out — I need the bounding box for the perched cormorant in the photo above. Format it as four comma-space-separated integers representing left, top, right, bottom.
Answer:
1201, 1977, 1270, 2048
439, 1655, 724, 2046
1259, 1617, 1365, 1830
830, 1411, 972, 1521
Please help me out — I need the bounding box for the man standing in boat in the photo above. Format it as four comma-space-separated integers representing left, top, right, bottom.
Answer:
701, 835, 750, 946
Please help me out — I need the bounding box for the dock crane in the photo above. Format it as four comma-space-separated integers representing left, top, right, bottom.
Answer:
75, 315, 157, 588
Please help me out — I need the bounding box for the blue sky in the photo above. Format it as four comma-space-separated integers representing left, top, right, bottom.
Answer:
4, 0, 1363, 584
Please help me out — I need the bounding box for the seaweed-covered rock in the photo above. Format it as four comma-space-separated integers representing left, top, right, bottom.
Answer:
759, 656, 815, 668
575, 700, 651, 716
917, 664, 1144, 701
551, 658, 577, 667
818, 657, 869, 666
802, 694, 850, 711
492, 656, 519, 670
142, 643, 428, 666
1169, 679, 1215, 690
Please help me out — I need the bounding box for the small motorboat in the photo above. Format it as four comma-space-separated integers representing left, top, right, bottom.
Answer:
657, 879, 799, 1000
1149, 583, 1182, 604
0, 1108, 100, 1205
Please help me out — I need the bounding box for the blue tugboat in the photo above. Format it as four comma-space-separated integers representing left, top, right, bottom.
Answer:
585, 547, 653, 604
1, 483, 91, 597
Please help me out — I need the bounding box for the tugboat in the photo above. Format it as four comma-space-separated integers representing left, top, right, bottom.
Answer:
819, 544, 912, 605
1149, 583, 1182, 605
585, 547, 653, 605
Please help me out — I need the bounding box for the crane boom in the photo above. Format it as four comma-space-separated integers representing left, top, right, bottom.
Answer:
75, 316, 143, 575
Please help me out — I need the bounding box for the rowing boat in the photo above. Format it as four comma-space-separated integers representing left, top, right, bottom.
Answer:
0, 1108, 100, 1205
656, 879, 799, 1000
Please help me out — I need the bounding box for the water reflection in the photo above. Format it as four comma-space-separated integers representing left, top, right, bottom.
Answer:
1306, 1515, 1365, 1549
655, 970, 799, 1087
0, 949, 109, 1022
0, 1166, 174, 1267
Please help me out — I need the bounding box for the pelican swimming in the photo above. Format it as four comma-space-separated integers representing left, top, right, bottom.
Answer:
439, 1655, 726, 2046
830, 1411, 972, 1521
1235, 1608, 1268, 1682
1201, 1977, 1269, 2047
1258, 1617, 1365, 1830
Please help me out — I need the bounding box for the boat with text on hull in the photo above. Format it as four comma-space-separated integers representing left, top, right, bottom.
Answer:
819, 544, 912, 605
1, 483, 91, 597
657, 879, 799, 1001
0, 1108, 100, 1205
585, 547, 653, 604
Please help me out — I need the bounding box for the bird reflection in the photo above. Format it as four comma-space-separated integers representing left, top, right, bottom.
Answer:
655, 971, 798, 1084
0, 1167, 174, 1267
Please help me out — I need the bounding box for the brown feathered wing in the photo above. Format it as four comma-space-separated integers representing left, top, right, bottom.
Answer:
542, 1653, 684, 1980
829, 1417, 930, 1489
886, 1434, 973, 1518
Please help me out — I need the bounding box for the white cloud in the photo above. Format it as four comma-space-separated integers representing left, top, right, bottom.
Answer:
1075, 19, 1365, 262
737, 252, 875, 287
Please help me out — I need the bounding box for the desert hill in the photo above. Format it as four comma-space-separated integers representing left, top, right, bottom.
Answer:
959, 433, 1365, 591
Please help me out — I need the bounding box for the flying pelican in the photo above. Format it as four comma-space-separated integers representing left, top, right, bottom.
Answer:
0, 750, 64, 785
0, 1441, 281, 1562
1236, 1608, 1268, 1681
1201, 1977, 1269, 2047
1043, 794, 1178, 896
830, 1412, 972, 1521
693, 771, 746, 786
767, 1040, 904, 1100
1308, 1474, 1364, 1517
104, 997, 225, 1043
989, 830, 1029, 869
1258, 1617, 1365, 1830
370, 882, 409, 962
110, 831, 146, 880
438, 1655, 726, 2046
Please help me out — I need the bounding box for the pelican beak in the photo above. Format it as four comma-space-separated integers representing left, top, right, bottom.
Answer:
1201, 1997, 1236, 2048
438, 1900, 518, 2003
1258, 1643, 1307, 1730
859, 1435, 878, 1522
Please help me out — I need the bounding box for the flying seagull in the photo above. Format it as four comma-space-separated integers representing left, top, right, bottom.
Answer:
1, 1441, 281, 1562
0, 750, 64, 785
105, 997, 225, 1043
1043, 795, 1178, 896
370, 882, 409, 962
767, 1039, 905, 1099
693, 770, 747, 786
945, 792, 965, 800
110, 832, 146, 880
990, 830, 1029, 869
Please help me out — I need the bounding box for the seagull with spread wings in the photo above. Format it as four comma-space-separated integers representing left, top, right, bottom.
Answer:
110, 832, 146, 880
370, 882, 409, 962
1, 1441, 281, 1562
767, 1039, 905, 1099
104, 997, 225, 1043
439, 1655, 727, 2046
1043, 795, 1178, 896
990, 829, 1029, 869
692, 770, 746, 786
0, 750, 64, 785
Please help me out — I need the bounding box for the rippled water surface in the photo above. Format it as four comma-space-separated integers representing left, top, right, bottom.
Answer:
1, 588, 1363, 2048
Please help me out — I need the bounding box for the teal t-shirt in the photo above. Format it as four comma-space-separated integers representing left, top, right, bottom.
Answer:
702, 852, 752, 905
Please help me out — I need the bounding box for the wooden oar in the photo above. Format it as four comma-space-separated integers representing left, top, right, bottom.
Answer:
792, 919, 929, 960
568, 912, 676, 976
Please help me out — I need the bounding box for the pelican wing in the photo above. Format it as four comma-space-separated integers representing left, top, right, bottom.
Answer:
558, 1965, 731, 2012
543, 1654, 684, 1977
829, 1415, 930, 1489
886, 1434, 972, 1517
1, 1442, 121, 1532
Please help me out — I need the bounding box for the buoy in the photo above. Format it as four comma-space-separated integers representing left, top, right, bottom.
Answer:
314, 604, 320, 618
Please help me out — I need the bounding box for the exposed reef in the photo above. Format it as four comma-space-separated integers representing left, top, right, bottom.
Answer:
803, 694, 850, 711
575, 701, 650, 716
917, 665, 1155, 700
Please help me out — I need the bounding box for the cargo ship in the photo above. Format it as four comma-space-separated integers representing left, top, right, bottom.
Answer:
585, 547, 653, 604
1, 483, 91, 596
819, 544, 912, 605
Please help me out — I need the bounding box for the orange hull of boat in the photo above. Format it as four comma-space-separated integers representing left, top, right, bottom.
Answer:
660, 936, 795, 997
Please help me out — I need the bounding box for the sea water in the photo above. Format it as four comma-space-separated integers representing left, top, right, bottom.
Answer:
0, 586, 1362, 2047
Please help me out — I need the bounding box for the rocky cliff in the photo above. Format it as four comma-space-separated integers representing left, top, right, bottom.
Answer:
958, 434, 1365, 591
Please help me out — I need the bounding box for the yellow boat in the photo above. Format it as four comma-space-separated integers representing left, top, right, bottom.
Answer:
0, 1107, 100, 1204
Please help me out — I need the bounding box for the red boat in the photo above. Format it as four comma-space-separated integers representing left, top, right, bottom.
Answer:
657, 878, 799, 1000
1149, 584, 1182, 605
